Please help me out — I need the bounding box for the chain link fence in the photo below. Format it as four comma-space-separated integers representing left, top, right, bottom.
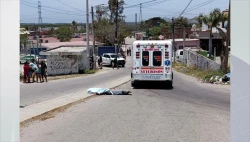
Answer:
182, 48, 221, 71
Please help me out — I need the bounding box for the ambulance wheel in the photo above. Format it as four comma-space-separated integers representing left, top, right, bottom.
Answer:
169, 81, 173, 88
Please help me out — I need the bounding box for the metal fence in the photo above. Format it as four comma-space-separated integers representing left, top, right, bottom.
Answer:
182, 48, 221, 71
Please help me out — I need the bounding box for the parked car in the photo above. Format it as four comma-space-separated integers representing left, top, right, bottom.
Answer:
102, 53, 126, 67
175, 49, 183, 62
20, 55, 45, 64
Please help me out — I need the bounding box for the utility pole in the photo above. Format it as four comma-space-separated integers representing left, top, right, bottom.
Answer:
135, 13, 137, 37
91, 6, 96, 69
86, 0, 90, 69
115, 0, 119, 54
172, 18, 175, 63
139, 3, 142, 23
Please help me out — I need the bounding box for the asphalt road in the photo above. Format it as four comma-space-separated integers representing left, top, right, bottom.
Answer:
20, 57, 132, 106
20, 69, 230, 142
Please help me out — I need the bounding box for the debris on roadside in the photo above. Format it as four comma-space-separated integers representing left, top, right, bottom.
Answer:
87, 88, 132, 95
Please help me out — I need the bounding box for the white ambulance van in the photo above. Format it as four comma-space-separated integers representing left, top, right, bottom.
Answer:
131, 40, 173, 88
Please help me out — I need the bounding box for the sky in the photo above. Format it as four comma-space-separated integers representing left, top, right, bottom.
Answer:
20, 0, 229, 23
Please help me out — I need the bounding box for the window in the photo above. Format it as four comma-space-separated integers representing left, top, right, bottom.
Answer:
179, 46, 183, 49
110, 55, 118, 58
104, 55, 110, 58
142, 51, 149, 66
153, 51, 162, 66
180, 51, 183, 55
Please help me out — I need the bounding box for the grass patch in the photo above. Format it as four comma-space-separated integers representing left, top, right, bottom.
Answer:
84, 69, 98, 74
196, 51, 214, 60
173, 62, 225, 82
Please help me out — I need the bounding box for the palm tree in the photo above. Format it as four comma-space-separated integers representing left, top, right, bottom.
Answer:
195, 14, 204, 30
72, 20, 78, 33
200, 8, 224, 58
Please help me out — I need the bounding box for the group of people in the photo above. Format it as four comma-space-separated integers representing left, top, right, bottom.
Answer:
127, 47, 132, 56
23, 59, 48, 83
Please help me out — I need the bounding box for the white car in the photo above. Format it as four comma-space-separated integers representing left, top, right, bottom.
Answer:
175, 49, 184, 62
102, 53, 126, 67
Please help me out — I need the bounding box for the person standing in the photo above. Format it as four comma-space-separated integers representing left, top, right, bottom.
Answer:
41, 60, 48, 82
99, 55, 103, 69
112, 56, 119, 69
23, 61, 30, 83
29, 59, 37, 83
35, 63, 42, 83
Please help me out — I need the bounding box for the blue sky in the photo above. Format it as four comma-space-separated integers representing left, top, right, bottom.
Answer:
20, 0, 229, 23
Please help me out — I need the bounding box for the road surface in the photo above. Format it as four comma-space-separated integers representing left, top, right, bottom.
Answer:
20, 57, 132, 106
20, 70, 230, 142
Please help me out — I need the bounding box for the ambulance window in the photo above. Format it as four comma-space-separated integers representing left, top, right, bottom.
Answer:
142, 51, 149, 66
153, 51, 162, 66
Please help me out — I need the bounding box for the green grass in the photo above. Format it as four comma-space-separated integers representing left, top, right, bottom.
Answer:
196, 51, 214, 60
173, 62, 224, 82
84, 69, 97, 74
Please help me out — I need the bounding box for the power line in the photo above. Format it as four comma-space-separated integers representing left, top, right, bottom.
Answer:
166, 0, 215, 18
56, 0, 85, 13
21, 0, 85, 14
177, 0, 193, 19
20, 2, 85, 16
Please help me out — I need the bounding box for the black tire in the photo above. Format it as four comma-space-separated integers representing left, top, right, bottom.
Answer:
110, 61, 113, 67
133, 81, 138, 89
122, 64, 125, 67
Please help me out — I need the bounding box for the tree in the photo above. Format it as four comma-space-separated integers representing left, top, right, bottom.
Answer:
195, 14, 204, 30
71, 20, 78, 33
49, 27, 55, 36
108, 0, 125, 23
148, 27, 161, 39
57, 26, 73, 42
95, 5, 109, 22
175, 16, 189, 47
200, 8, 224, 58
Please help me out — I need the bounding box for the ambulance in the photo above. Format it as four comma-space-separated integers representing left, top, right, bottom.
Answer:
131, 40, 173, 88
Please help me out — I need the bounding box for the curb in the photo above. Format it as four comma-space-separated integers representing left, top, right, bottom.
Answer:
20, 76, 131, 126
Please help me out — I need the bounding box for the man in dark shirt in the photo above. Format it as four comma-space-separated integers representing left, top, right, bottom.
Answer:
40, 60, 48, 82
112, 56, 119, 69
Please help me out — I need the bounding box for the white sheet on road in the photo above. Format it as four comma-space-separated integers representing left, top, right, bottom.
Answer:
87, 88, 112, 95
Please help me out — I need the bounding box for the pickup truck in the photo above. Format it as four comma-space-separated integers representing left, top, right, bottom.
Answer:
101, 53, 126, 67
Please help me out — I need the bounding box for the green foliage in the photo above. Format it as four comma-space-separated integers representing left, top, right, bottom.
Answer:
196, 51, 214, 60
148, 27, 161, 38
108, 0, 125, 23
84, 69, 97, 74
57, 26, 73, 42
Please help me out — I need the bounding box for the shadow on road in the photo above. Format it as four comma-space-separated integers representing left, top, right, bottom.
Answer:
133, 82, 174, 90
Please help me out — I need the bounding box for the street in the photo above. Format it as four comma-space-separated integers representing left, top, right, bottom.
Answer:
20, 58, 132, 106
20, 65, 230, 142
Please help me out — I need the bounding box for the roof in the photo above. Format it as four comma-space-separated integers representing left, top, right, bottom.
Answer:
133, 40, 173, 45
40, 46, 87, 55
169, 39, 199, 42
41, 41, 104, 49
20, 28, 30, 35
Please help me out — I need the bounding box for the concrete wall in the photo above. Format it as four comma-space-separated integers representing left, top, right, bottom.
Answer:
183, 48, 221, 71
47, 54, 80, 75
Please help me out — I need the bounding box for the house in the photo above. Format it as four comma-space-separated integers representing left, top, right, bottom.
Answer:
40, 46, 88, 75
168, 38, 200, 50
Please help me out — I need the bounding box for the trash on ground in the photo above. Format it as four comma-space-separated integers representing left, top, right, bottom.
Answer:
87, 88, 132, 95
